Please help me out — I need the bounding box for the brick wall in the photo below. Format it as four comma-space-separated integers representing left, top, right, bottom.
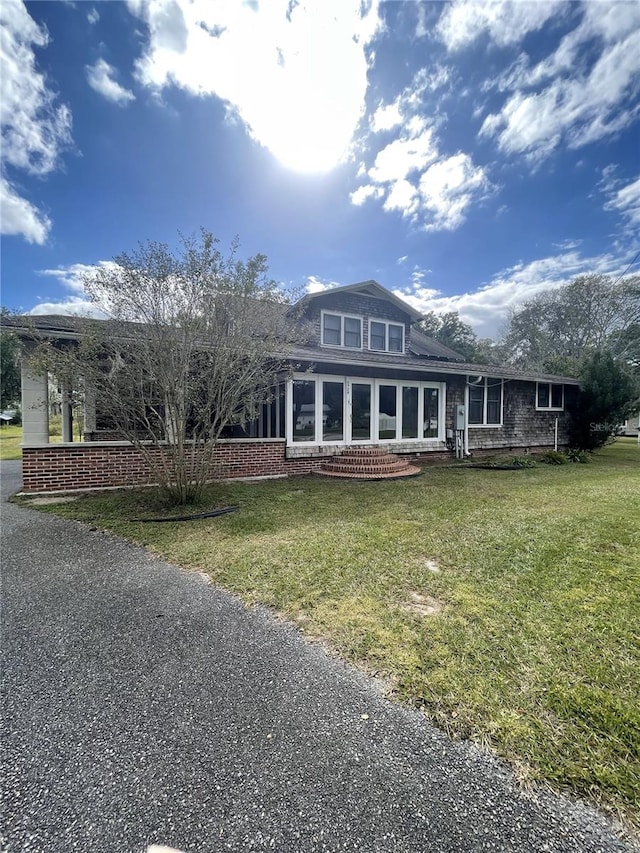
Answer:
21, 440, 327, 494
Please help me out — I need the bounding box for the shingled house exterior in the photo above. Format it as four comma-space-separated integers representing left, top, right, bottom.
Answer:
13, 281, 580, 493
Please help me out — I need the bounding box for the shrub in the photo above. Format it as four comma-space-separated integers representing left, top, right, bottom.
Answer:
509, 455, 537, 468
48, 415, 62, 437
540, 450, 567, 465
566, 447, 590, 464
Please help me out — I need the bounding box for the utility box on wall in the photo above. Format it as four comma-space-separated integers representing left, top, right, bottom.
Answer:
455, 404, 466, 431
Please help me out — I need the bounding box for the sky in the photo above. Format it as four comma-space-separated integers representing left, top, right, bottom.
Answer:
1, 0, 639, 339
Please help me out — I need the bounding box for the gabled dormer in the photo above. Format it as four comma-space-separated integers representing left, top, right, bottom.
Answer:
297, 279, 423, 356
295, 279, 466, 361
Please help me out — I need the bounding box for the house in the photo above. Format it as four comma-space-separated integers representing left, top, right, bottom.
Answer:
621, 412, 639, 437
8, 281, 580, 493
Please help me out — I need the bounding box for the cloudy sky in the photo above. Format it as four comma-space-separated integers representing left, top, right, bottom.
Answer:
1, 0, 639, 338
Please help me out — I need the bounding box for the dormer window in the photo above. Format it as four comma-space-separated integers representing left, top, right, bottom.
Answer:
321, 312, 362, 349
369, 320, 405, 353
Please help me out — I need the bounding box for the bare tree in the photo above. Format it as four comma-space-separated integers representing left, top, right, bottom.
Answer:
38, 231, 306, 504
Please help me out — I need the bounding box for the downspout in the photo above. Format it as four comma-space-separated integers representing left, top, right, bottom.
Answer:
464, 383, 470, 456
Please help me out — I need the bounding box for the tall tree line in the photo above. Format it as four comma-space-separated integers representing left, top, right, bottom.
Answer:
417, 273, 639, 448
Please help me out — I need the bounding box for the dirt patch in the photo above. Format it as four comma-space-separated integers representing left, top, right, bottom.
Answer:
402, 591, 444, 618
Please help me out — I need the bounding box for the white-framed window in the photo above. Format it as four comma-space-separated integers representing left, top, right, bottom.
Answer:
321, 311, 362, 349
536, 382, 564, 411
368, 319, 405, 354
288, 374, 445, 445
468, 376, 503, 426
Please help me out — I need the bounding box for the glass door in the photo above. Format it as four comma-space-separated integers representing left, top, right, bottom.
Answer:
349, 381, 372, 442
378, 384, 398, 440
322, 380, 344, 442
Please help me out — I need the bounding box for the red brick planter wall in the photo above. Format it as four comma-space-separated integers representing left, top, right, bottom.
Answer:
20, 440, 326, 493
20, 439, 567, 494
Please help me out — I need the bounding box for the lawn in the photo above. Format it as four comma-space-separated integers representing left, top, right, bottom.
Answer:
18, 439, 640, 829
0, 424, 23, 460
0, 419, 66, 460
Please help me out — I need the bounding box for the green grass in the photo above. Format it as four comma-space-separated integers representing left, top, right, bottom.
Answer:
0, 424, 23, 460
18, 439, 640, 829
0, 418, 67, 460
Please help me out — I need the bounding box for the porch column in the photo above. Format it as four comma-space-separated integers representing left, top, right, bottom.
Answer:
83, 378, 96, 439
61, 382, 73, 442
20, 345, 49, 444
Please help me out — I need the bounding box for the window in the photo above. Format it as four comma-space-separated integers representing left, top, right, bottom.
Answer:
468, 377, 503, 426
369, 320, 405, 353
536, 382, 564, 410
321, 312, 362, 349
423, 388, 439, 438
288, 376, 444, 445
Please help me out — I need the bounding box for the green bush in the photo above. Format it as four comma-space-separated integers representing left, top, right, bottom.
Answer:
48, 414, 62, 437
540, 450, 568, 465
566, 447, 590, 463
509, 455, 537, 468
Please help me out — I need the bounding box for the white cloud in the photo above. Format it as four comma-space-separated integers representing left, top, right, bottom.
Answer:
87, 8, 99, 25
0, 0, 72, 243
437, 0, 566, 51
350, 184, 383, 206
127, 0, 383, 173
30, 262, 118, 315
38, 261, 119, 293
369, 127, 437, 184
479, 2, 640, 159
603, 174, 640, 227
352, 60, 488, 230
353, 121, 489, 231
383, 179, 419, 217
394, 249, 630, 338
0, 175, 50, 244
29, 297, 106, 318
86, 59, 135, 105
305, 275, 340, 294
419, 153, 489, 232
371, 102, 403, 133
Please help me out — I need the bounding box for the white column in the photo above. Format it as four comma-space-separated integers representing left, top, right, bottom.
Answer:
20, 346, 49, 444
83, 379, 96, 439
61, 383, 73, 442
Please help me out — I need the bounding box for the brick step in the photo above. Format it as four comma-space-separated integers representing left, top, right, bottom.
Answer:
322, 455, 412, 469
315, 446, 421, 480
338, 447, 389, 456
334, 450, 402, 465
322, 462, 411, 475
315, 465, 421, 480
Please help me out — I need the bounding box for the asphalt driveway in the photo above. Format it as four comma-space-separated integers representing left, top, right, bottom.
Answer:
0, 460, 635, 853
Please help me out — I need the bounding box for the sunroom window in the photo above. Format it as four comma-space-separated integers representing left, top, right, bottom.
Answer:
537, 382, 564, 410
289, 375, 444, 445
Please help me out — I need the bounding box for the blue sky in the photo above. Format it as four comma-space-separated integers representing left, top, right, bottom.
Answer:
1, 0, 639, 338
